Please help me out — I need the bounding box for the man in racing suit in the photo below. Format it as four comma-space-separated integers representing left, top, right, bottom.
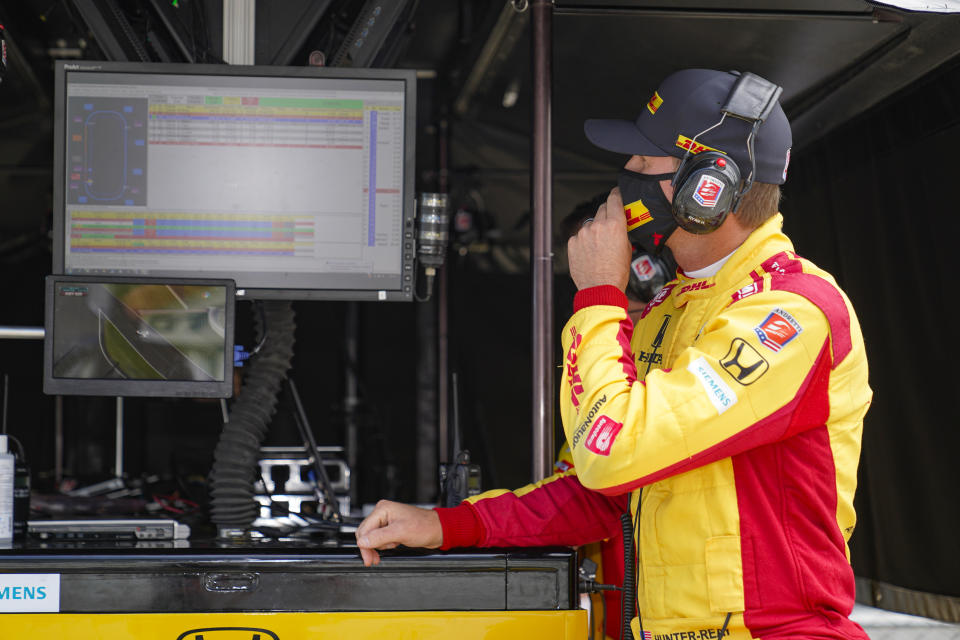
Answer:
557, 196, 677, 640
357, 69, 871, 640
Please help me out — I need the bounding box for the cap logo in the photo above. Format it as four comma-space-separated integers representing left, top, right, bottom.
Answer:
782, 148, 791, 181
676, 135, 724, 156
624, 199, 653, 230
647, 92, 663, 115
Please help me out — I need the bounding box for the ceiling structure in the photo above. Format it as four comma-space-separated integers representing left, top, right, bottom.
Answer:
1, 0, 958, 258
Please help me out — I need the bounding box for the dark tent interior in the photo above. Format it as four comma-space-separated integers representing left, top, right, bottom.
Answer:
0, 0, 957, 625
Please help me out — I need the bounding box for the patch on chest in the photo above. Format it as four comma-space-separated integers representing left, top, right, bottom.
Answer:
687, 356, 738, 414
639, 283, 676, 320
754, 307, 802, 353
637, 314, 672, 376
720, 338, 769, 385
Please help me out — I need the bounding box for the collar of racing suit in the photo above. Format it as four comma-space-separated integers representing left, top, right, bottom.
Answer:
672, 213, 790, 308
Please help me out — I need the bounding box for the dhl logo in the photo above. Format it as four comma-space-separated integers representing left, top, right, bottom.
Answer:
566, 326, 584, 409
647, 92, 663, 115
680, 280, 715, 294
675, 135, 724, 156
624, 199, 653, 230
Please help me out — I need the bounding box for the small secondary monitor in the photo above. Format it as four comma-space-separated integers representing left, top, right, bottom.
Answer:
43, 275, 236, 398
52, 61, 416, 301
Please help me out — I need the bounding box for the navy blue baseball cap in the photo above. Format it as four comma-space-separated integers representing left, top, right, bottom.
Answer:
584, 69, 793, 184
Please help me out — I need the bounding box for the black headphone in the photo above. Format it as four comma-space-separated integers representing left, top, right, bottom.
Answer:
670, 72, 783, 235
627, 246, 675, 303
671, 151, 742, 234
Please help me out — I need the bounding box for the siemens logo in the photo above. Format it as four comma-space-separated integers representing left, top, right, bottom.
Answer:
0, 586, 48, 600
687, 356, 737, 415
0, 574, 60, 612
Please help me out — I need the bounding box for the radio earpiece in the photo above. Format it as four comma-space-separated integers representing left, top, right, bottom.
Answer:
627, 247, 675, 303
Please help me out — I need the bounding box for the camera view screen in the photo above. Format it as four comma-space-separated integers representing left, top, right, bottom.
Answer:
51, 281, 228, 382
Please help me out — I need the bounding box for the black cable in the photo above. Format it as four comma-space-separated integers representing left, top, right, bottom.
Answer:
588, 587, 595, 640
249, 301, 268, 356
4, 434, 25, 461
191, 0, 223, 64
105, 0, 150, 61
600, 588, 608, 640
411, 268, 435, 302
719, 612, 732, 638
634, 497, 643, 638
288, 377, 341, 522
1, 374, 7, 436
620, 510, 636, 640
162, 0, 199, 62
190, 0, 204, 61
339, 337, 394, 493
257, 466, 274, 508
209, 301, 296, 530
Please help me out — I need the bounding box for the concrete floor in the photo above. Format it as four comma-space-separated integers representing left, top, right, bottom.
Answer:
850, 604, 960, 640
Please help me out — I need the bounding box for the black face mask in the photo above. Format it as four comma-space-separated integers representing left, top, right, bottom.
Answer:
618, 169, 677, 257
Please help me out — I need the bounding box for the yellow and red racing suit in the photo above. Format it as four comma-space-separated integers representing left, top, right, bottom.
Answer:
436, 214, 871, 639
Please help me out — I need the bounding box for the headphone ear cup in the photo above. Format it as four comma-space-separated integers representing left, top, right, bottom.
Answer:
627, 250, 670, 303
671, 152, 741, 234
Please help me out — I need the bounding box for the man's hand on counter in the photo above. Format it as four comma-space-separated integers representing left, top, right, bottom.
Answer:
355, 500, 443, 566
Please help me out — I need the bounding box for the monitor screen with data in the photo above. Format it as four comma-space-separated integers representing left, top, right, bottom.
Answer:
52, 61, 416, 301
43, 275, 235, 398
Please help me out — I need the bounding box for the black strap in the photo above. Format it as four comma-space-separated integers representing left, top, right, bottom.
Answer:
722, 72, 782, 124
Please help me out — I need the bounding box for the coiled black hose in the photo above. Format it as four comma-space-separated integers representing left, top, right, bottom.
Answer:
210, 301, 296, 530
620, 511, 637, 640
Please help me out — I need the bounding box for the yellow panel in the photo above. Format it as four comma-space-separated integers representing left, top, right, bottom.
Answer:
2, 610, 588, 640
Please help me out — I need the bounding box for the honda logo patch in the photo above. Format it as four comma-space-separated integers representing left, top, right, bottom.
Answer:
720, 338, 769, 385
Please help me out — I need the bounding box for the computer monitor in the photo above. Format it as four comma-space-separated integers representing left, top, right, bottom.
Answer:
52, 61, 416, 301
43, 275, 236, 398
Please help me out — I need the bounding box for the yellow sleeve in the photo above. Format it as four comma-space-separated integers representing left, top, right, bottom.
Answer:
560, 290, 831, 494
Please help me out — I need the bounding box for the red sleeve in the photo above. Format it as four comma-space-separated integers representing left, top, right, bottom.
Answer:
574, 285, 628, 312
434, 503, 484, 550
435, 471, 628, 549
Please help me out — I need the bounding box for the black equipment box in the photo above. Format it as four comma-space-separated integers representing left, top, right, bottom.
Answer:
0, 542, 577, 613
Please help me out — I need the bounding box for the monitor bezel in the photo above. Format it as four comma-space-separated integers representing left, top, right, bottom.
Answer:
52, 60, 417, 302
43, 274, 237, 398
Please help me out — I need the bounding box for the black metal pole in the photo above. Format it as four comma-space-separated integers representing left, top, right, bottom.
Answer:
531, 0, 554, 482
345, 303, 360, 508
437, 116, 451, 469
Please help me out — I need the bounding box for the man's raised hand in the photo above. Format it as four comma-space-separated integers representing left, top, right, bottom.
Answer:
567, 187, 632, 291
